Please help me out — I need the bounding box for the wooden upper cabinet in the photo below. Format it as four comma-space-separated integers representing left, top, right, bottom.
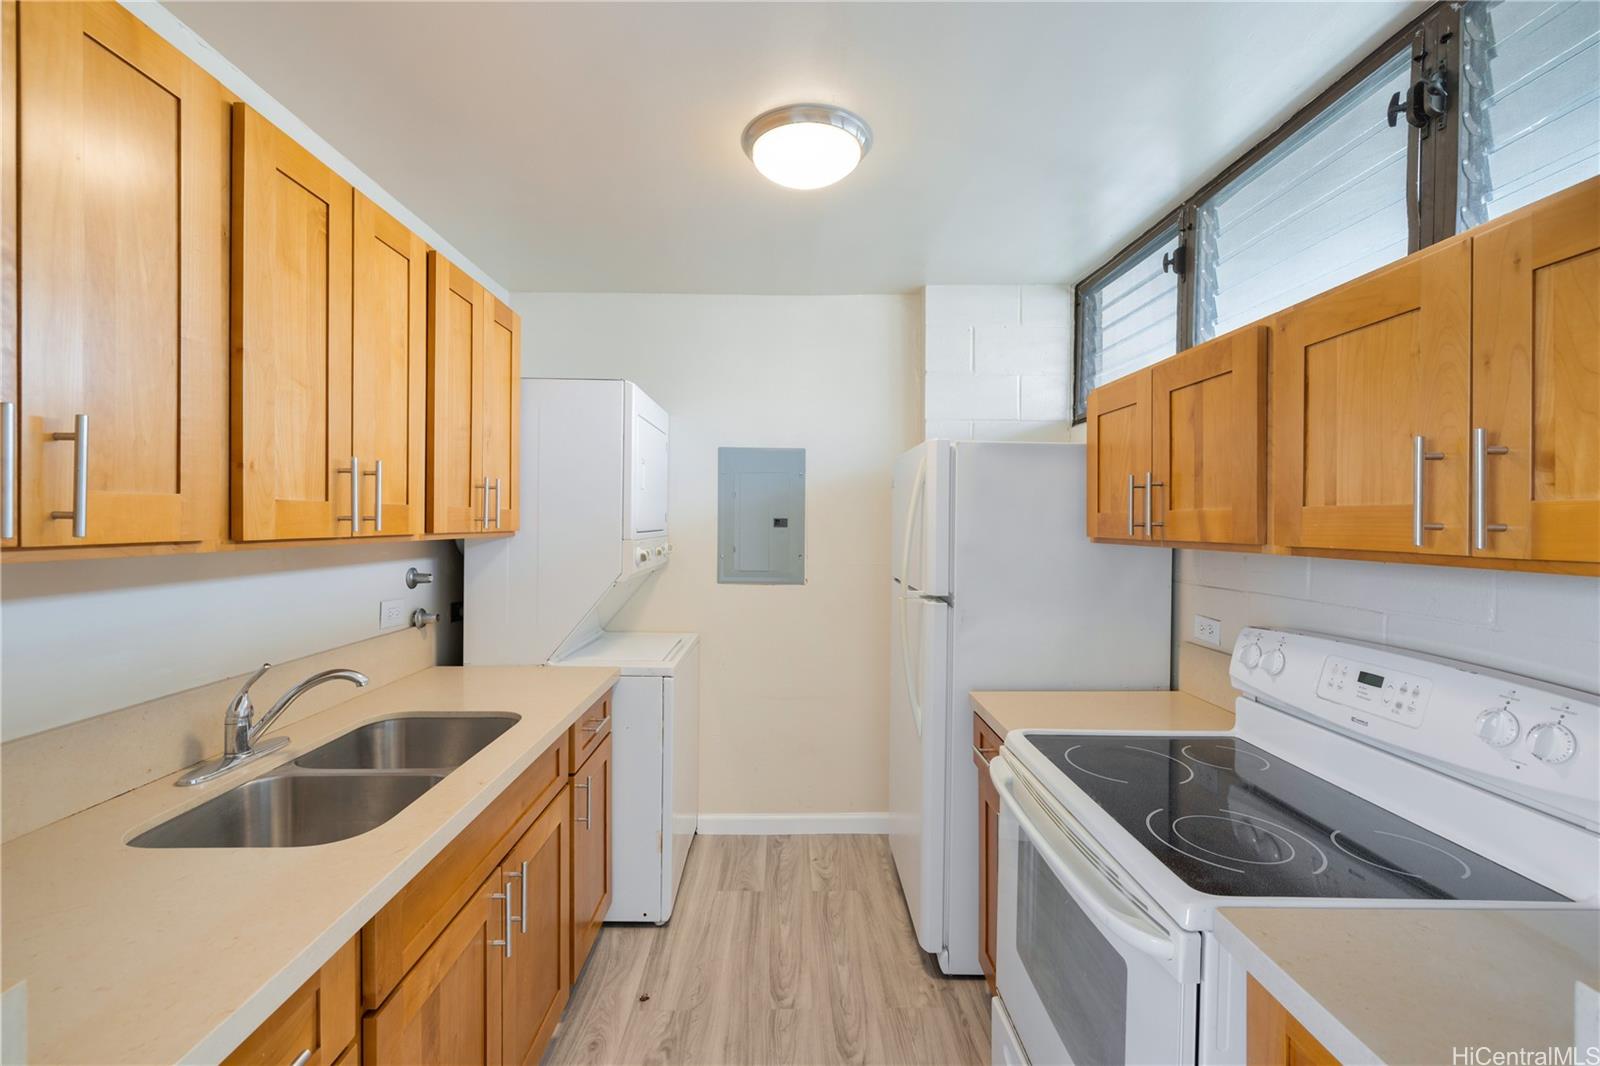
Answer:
1151, 325, 1268, 545
2, 0, 16, 549
1272, 237, 1473, 556
1470, 176, 1600, 564
427, 254, 485, 534
233, 103, 354, 542
364, 870, 504, 1066
481, 295, 522, 534
1085, 369, 1153, 540
17, 2, 230, 547
352, 192, 428, 538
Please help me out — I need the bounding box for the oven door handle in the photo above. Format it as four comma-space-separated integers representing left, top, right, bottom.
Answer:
992, 755, 1177, 962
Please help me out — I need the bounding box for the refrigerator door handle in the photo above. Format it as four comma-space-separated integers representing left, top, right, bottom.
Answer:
897, 453, 927, 591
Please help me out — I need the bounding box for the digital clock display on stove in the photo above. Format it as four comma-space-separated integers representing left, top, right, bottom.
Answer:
1357, 670, 1385, 688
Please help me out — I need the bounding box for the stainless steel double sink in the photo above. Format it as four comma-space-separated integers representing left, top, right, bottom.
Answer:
129, 715, 518, 849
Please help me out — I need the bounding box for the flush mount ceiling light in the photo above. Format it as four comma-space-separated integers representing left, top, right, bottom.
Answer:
741, 104, 872, 191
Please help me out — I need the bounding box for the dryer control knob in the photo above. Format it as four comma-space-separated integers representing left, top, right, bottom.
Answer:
1527, 722, 1577, 765
1262, 648, 1286, 676
1240, 643, 1263, 669
1475, 708, 1521, 748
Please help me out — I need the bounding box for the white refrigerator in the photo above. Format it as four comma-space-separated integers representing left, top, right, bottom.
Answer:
889, 440, 1172, 976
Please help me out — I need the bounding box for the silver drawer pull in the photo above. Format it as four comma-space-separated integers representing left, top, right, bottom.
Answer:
1472, 427, 1509, 550
49, 413, 88, 538
290, 1050, 312, 1066
582, 715, 610, 735
1411, 435, 1446, 547
362, 458, 384, 532
1, 401, 15, 540
336, 455, 359, 528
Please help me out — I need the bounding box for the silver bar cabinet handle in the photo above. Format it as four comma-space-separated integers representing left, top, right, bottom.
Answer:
490, 880, 513, 957
1472, 427, 1509, 551
1412, 434, 1445, 547
362, 458, 384, 532
336, 455, 359, 528
49, 413, 88, 538
1145, 470, 1163, 539
582, 715, 610, 735
479, 476, 492, 529
290, 1051, 312, 1066
518, 859, 528, 933
1, 401, 15, 540
492, 476, 502, 530
575, 776, 592, 827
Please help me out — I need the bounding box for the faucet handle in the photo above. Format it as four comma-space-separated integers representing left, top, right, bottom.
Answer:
227, 663, 272, 718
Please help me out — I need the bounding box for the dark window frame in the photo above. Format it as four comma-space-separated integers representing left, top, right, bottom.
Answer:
1072, 2, 1464, 423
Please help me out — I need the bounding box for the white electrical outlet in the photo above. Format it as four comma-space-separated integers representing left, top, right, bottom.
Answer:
1193, 614, 1222, 648
379, 599, 407, 631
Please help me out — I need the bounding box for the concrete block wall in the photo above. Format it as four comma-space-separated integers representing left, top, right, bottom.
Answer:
922, 285, 1081, 442
1175, 550, 1600, 695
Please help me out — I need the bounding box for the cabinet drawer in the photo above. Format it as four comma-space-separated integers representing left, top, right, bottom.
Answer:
225, 936, 358, 1066
566, 693, 611, 769
361, 742, 565, 1009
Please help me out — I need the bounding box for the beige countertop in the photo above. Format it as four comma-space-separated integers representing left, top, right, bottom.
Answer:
970, 689, 1235, 738
0, 664, 617, 1066
1216, 907, 1600, 1065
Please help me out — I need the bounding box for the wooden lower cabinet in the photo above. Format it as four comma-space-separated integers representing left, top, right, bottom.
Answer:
1247, 977, 1341, 1066
365, 870, 505, 1066
501, 791, 573, 1066
571, 732, 613, 976
972, 715, 1002, 994
226, 937, 359, 1066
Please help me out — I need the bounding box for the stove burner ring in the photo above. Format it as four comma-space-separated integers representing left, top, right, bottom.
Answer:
1180, 742, 1271, 773
1330, 829, 1473, 881
1062, 744, 1195, 786
1170, 814, 1298, 867
1145, 808, 1332, 877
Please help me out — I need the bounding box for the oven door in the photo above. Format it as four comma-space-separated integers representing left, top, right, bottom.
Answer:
993, 754, 1200, 1066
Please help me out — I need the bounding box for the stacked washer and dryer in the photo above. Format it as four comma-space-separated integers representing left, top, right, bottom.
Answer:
464, 379, 697, 924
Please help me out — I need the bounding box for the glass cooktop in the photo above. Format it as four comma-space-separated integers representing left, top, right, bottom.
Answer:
1026, 734, 1567, 901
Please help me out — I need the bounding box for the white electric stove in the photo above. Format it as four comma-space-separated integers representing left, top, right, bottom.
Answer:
990, 628, 1599, 1066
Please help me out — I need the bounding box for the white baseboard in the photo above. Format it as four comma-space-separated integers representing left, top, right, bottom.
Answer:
696, 812, 891, 836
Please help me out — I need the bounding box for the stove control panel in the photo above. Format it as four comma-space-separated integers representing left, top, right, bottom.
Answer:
1315, 656, 1431, 728
1231, 627, 1599, 828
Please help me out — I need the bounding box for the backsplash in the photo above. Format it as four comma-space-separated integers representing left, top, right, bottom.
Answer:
1175, 550, 1600, 696
922, 284, 1083, 443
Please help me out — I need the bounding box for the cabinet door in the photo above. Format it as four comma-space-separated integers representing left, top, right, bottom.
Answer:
1272, 238, 1472, 555
233, 103, 354, 541
1085, 369, 1153, 540
571, 734, 612, 976
364, 870, 504, 1066
352, 192, 427, 537
972, 716, 1001, 995
1151, 326, 1267, 545
1471, 177, 1600, 564
427, 253, 485, 534
18, 2, 230, 546
480, 295, 521, 534
501, 784, 571, 1066
2, 0, 16, 548
1246, 977, 1341, 1066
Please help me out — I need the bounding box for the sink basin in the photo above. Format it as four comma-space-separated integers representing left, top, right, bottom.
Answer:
294, 714, 518, 771
128, 772, 442, 848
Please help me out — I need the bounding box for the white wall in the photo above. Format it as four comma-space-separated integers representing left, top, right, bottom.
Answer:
511, 292, 922, 818
0, 541, 460, 741
1176, 550, 1600, 695
922, 284, 1082, 443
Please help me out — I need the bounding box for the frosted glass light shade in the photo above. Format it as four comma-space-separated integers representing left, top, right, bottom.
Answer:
742, 105, 872, 191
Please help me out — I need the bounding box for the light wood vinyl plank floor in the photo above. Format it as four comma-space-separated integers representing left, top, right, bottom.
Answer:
545, 835, 991, 1066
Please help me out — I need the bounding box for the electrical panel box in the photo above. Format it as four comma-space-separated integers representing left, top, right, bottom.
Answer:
717, 447, 805, 585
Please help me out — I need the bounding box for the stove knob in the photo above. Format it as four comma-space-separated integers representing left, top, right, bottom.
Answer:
1475, 708, 1521, 748
1261, 648, 1286, 676
1240, 643, 1263, 669
1526, 722, 1577, 765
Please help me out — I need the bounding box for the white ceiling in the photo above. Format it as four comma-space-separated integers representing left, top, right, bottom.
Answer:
167, 1, 1422, 295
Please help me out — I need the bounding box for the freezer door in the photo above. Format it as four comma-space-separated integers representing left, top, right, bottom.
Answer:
888, 590, 951, 957
892, 441, 952, 597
